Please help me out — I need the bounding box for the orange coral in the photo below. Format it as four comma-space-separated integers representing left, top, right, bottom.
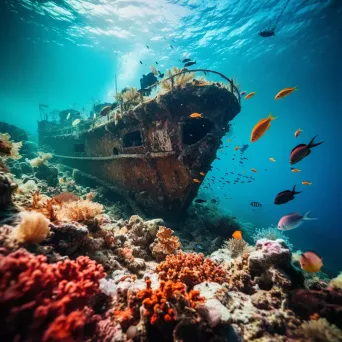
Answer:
151, 226, 181, 261
136, 278, 204, 326
52, 192, 80, 203
156, 251, 229, 288
119, 247, 134, 263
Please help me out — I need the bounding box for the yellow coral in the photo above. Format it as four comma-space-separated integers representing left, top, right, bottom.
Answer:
13, 211, 50, 244
57, 199, 103, 222
330, 273, 342, 290
27, 152, 52, 168
160, 67, 195, 92
0, 133, 22, 160
297, 318, 342, 342
151, 226, 181, 261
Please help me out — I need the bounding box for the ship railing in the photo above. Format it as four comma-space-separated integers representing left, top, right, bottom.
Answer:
121, 69, 241, 110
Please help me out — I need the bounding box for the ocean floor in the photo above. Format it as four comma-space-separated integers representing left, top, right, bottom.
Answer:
1, 133, 342, 342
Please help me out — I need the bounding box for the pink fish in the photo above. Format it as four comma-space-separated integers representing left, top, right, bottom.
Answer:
290, 135, 323, 165
277, 211, 317, 231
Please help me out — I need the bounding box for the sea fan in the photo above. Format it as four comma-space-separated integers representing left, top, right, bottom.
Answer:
12, 211, 50, 244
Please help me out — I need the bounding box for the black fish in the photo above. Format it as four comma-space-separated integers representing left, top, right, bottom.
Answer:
146, 45, 150, 49
217, 157, 221, 160
274, 185, 301, 205
170, 45, 174, 49
184, 61, 196, 67
159, 73, 164, 78
250, 202, 262, 207
182, 58, 191, 63
139, 61, 143, 64
195, 199, 206, 203
156, 61, 159, 65
211, 199, 217, 204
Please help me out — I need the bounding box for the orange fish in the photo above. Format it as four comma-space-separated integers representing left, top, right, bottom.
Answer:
275, 86, 297, 100
234, 145, 240, 151
190, 113, 202, 118
300, 251, 323, 273
244, 92, 256, 99
251, 168, 257, 172
295, 128, 303, 138
302, 181, 312, 185
227, 139, 231, 143
193, 178, 201, 183
291, 168, 301, 173
250, 113, 277, 142
269, 158, 276, 162
232, 230, 243, 240
310, 313, 320, 321
199, 172, 205, 176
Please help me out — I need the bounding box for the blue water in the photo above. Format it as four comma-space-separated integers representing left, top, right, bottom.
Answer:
0, 0, 341, 272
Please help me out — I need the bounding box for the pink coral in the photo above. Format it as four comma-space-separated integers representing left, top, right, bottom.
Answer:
156, 251, 228, 288
0, 249, 106, 341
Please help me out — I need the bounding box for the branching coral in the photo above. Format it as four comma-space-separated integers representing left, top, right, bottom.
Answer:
27, 152, 52, 167
223, 238, 254, 258
160, 67, 195, 92
150, 226, 181, 261
297, 318, 342, 342
0, 132, 22, 159
252, 226, 294, 250
156, 251, 228, 288
12, 211, 50, 244
0, 249, 106, 342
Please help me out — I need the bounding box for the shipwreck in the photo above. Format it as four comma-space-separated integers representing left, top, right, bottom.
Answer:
38, 69, 241, 220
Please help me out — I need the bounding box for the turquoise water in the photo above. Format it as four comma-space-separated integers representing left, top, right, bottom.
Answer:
0, 0, 341, 271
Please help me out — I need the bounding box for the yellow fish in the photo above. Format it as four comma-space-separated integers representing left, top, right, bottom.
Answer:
72, 118, 81, 127
199, 172, 206, 176
234, 145, 240, 151
193, 178, 201, 183
302, 181, 312, 185
190, 113, 202, 119
251, 168, 257, 172
269, 158, 276, 162
227, 139, 231, 143
250, 113, 277, 142
244, 92, 256, 99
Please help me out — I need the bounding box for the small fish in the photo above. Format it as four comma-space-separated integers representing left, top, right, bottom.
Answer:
211, 199, 217, 204
170, 45, 174, 49
234, 145, 240, 151
250, 201, 262, 207
275, 86, 298, 100
274, 185, 301, 205
199, 172, 206, 176
182, 58, 191, 63
269, 157, 276, 162
193, 178, 200, 183
290, 136, 323, 165
278, 211, 317, 231
300, 251, 323, 273
72, 119, 81, 127
190, 112, 202, 118
146, 45, 150, 49
227, 139, 231, 143
159, 73, 164, 78
291, 168, 301, 173
251, 168, 257, 172
302, 181, 312, 185
232, 230, 243, 240
244, 92, 256, 99
66, 112, 71, 120
155, 61, 159, 65
139, 61, 143, 64
240, 91, 246, 96
295, 128, 303, 138
195, 199, 206, 203
184, 61, 196, 67
240, 144, 249, 153
250, 113, 277, 142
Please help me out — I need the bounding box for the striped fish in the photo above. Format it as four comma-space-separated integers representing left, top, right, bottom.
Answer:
250, 202, 262, 207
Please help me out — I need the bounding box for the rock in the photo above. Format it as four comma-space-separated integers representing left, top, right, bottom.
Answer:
20, 141, 38, 158
19, 161, 33, 175
35, 164, 58, 187
0, 121, 28, 142
0, 172, 17, 209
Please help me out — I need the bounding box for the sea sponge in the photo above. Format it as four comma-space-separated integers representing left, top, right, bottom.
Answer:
150, 226, 181, 261
57, 199, 103, 222
12, 211, 50, 244
0, 133, 22, 160
27, 152, 52, 168
297, 318, 342, 342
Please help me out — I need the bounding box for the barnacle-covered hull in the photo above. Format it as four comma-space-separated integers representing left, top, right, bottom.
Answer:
38, 82, 240, 220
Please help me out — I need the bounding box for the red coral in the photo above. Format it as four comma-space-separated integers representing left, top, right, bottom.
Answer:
155, 251, 228, 288
0, 249, 106, 341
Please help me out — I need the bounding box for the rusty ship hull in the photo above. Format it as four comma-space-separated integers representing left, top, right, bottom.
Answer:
38, 80, 241, 220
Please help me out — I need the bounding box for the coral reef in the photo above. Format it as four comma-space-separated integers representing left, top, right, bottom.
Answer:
156, 251, 228, 288
12, 211, 50, 244
0, 249, 106, 342
150, 226, 181, 261
0, 132, 22, 160
27, 152, 52, 168
252, 226, 294, 250
35, 163, 58, 187
330, 273, 342, 289
223, 237, 254, 258
0, 172, 17, 209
